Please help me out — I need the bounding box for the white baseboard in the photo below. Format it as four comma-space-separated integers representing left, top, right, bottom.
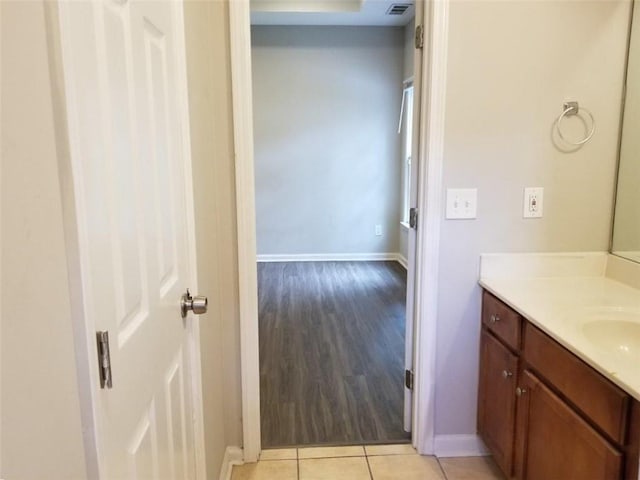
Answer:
434, 434, 489, 458
219, 446, 244, 480
397, 254, 408, 269
257, 252, 404, 263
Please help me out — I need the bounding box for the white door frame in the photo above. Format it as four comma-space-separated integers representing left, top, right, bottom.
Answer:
228, 0, 262, 464
227, 0, 449, 460
410, 0, 450, 454
46, 0, 207, 477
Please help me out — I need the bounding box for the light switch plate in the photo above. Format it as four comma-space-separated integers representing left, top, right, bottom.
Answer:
446, 188, 477, 219
523, 187, 544, 218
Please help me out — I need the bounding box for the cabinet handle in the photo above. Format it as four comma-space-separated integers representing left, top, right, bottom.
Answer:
516, 387, 527, 396
502, 370, 513, 379
490, 314, 500, 323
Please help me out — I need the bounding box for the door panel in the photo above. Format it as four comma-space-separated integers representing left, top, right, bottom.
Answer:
404, 3, 423, 433
58, 1, 198, 478
128, 402, 159, 479
165, 350, 190, 479
477, 330, 518, 477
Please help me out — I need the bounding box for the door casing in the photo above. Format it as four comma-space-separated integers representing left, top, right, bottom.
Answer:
228, 0, 451, 461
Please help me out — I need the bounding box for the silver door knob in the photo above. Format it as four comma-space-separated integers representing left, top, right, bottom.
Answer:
516, 387, 527, 396
180, 288, 208, 318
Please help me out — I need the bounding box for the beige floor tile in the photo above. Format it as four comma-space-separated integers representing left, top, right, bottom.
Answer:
364, 444, 417, 456
231, 460, 297, 480
298, 445, 365, 459
259, 448, 297, 461
368, 454, 444, 480
299, 457, 371, 480
438, 456, 505, 480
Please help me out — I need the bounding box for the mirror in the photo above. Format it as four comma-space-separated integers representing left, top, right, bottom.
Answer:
612, 4, 640, 263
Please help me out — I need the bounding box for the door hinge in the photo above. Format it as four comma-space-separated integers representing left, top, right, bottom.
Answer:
96, 331, 113, 389
415, 25, 424, 49
409, 208, 418, 230
405, 369, 414, 390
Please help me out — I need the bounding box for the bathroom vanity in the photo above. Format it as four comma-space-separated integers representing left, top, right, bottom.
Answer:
477, 253, 640, 480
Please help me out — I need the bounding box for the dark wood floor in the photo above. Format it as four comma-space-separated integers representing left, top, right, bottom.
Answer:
258, 261, 410, 447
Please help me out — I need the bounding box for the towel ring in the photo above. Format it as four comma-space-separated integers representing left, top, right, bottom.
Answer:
555, 101, 595, 146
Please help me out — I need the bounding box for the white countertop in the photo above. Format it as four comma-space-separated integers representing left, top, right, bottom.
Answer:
479, 253, 640, 401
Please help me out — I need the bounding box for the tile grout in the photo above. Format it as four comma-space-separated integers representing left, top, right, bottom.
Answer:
435, 457, 449, 480
364, 452, 374, 480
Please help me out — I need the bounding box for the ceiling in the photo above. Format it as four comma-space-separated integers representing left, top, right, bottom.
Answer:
250, 0, 415, 27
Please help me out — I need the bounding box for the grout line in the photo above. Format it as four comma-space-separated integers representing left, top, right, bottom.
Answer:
364, 454, 374, 480
297, 455, 366, 460
435, 457, 449, 480
260, 459, 298, 461
296, 448, 300, 480
296, 445, 368, 461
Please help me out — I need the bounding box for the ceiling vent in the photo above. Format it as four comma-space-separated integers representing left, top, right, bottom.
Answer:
386, 3, 411, 15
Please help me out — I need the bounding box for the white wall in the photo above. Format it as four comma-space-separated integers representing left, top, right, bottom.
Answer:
184, 0, 244, 473
403, 18, 415, 81
1, 2, 87, 478
434, 0, 630, 439
251, 26, 404, 257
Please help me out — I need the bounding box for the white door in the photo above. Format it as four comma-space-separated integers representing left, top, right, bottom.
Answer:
57, 0, 203, 478
402, 82, 416, 433
403, 5, 425, 433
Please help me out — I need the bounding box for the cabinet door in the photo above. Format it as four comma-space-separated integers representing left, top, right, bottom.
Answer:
514, 370, 623, 480
478, 329, 518, 477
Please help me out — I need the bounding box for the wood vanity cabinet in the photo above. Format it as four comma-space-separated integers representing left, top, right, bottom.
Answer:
513, 369, 623, 479
478, 290, 640, 480
478, 329, 519, 475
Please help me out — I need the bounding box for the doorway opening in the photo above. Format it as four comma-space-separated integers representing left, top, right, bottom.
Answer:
250, 10, 418, 448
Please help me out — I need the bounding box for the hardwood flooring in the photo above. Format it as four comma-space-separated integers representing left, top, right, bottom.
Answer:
258, 261, 410, 447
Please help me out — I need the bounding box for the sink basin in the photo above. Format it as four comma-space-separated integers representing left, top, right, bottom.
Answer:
582, 320, 640, 360
576, 306, 640, 324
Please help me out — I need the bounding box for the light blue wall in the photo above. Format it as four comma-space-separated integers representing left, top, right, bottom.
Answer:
252, 26, 405, 257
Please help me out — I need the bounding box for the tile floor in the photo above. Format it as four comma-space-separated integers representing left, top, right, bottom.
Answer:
231, 445, 505, 480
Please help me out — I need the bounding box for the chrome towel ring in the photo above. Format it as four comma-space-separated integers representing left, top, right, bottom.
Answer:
555, 101, 596, 146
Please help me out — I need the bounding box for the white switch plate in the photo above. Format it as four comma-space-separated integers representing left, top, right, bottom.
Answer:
375, 224, 382, 236
446, 188, 477, 219
523, 187, 544, 218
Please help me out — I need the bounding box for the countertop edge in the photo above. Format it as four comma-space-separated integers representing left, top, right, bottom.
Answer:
479, 278, 640, 402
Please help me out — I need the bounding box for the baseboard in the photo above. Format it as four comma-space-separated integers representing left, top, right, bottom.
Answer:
397, 254, 408, 269
434, 434, 489, 458
219, 446, 244, 480
257, 253, 404, 263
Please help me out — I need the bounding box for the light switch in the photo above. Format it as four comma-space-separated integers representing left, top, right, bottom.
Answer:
446, 188, 477, 219
523, 187, 544, 218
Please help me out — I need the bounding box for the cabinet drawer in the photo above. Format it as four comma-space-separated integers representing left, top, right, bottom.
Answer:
482, 291, 521, 350
524, 323, 630, 444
